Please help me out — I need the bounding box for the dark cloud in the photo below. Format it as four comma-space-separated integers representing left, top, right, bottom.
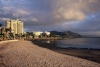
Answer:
0, 0, 100, 36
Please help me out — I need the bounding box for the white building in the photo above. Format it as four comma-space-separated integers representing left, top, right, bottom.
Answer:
17, 21, 23, 35
6, 19, 24, 35
33, 31, 43, 38
45, 31, 50, 36
33, 31, 50, 38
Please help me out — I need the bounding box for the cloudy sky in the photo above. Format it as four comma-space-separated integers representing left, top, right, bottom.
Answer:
0, 0, 100, 36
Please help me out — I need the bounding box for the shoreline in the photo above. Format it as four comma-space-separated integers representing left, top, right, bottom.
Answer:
53, 49, 100, 63
0, 40, 100, 67
31, 40, 100, 63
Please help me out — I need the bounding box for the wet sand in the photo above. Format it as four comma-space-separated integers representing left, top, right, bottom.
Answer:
0, 40, 100, 67
53, 49, 100, 63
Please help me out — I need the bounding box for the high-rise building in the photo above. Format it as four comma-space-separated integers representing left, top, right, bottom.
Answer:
6, 19, 24, 35
17, 21, 23, 35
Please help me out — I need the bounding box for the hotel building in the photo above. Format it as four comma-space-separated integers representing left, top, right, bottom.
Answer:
6, 19, 24, 35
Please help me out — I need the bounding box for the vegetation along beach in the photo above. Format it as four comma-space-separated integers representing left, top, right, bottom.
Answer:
0, 0, 100, 67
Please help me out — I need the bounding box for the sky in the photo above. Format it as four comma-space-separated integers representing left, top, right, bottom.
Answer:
0, 0, 100, 36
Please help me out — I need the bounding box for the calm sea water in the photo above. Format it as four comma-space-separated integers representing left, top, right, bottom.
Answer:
55, 38, 100, 49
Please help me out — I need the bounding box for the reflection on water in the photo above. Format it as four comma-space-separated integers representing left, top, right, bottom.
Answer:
45, 41, 50, 43
40, 40, 56, 44
41, 38, 100, 49
56, 38, 100, 49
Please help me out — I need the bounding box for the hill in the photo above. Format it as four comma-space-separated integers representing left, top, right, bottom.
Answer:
50, 31, 81, 38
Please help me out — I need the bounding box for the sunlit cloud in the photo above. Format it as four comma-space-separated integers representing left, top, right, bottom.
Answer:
0, 0, 100, 36
0, 18, 11, 21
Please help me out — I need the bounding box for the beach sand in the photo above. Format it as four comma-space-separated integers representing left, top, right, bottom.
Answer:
32, 40, 100, 63
0, 40, 100, 67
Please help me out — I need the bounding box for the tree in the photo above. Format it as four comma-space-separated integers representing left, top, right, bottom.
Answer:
5, 28, 12, 39
0, 23, 2, 27
0, 23, 2, 34
0, 23, 3, 40
41, 33, 47, 38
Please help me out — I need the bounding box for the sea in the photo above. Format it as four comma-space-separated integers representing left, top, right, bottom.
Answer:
54, 38, 100, 49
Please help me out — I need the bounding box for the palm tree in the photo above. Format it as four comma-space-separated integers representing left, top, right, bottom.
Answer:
5, 28, 11, 40
0, 23, 2, 27
0, 23, 3, 40
0, 23, 2, 34
40, 33, 47, 38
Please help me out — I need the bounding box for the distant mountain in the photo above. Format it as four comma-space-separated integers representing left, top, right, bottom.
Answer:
49, 31, 81, 38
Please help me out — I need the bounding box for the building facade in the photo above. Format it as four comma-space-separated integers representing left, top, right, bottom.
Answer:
33, 31, 50, 38
45, 31, 50, 36
33, 31, 43, 38
17, 21, 23, 35
6, 19, 24, 35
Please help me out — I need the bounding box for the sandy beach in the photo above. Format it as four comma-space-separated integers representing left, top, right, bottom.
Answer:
0, 40, 100, 67
32, 40, 100, 63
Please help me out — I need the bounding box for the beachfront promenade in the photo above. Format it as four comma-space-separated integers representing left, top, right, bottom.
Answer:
0, 40, 100, 67
0, 40, 18, 44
